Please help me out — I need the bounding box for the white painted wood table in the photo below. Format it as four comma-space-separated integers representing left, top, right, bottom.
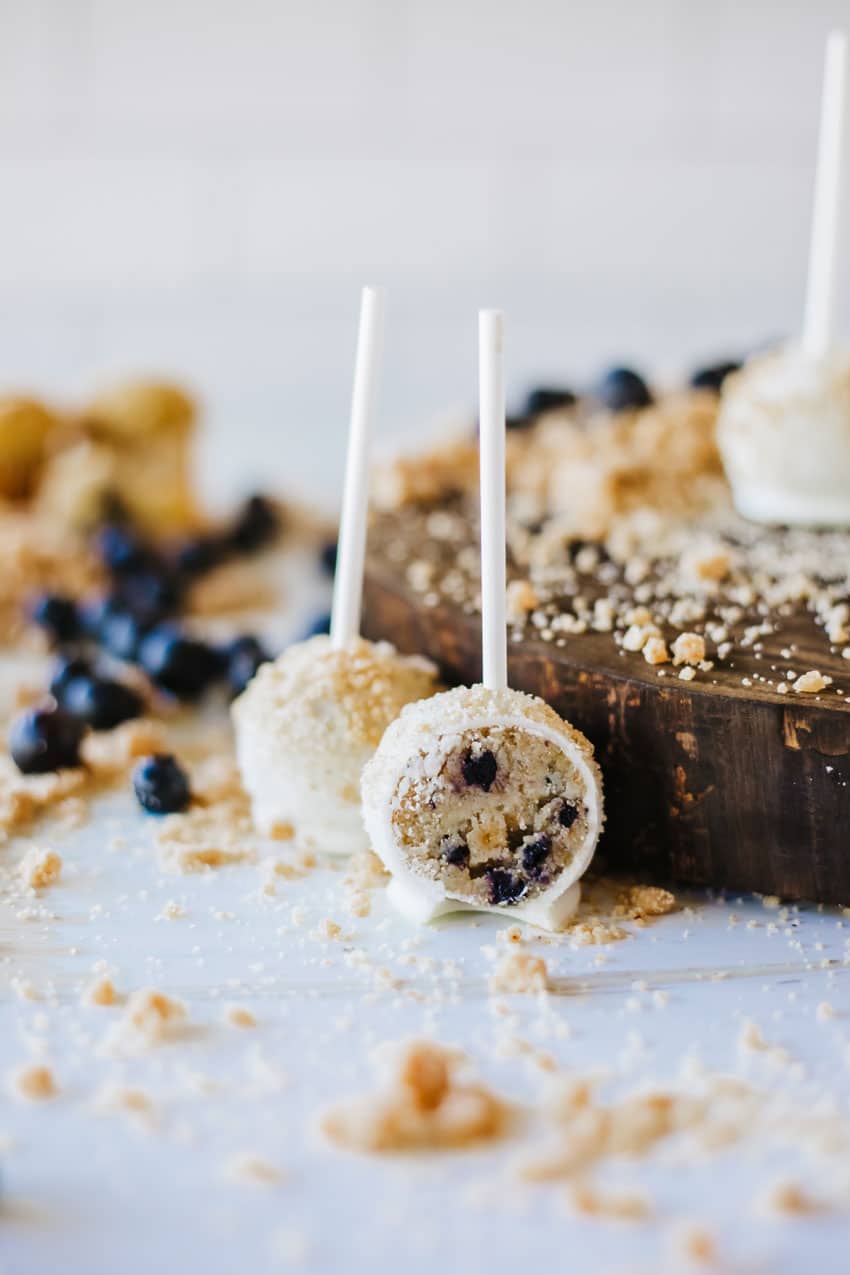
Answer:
1, 549, 849, 1275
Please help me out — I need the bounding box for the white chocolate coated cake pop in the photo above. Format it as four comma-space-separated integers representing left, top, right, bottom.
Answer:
232, 287, 443, 852
717, 346, 850, 526
361, 311, 604, 930
233, 635, 439, 853
361, 684, 603, 929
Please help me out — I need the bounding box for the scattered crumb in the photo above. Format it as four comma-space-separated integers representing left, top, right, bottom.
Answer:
82, 976, 119, 1007
103, 987, 187, 1054
222, 1151, 283, 1185
489, 950, 549, 994
792, 670, 832, 694
320, 1041, 508, 1152
19, 846, 62, 890
672, 632, 706, 667
223, 1004, 257, 1030
9, 1063, 57, 1102
755, 1179, 823, 1216
568, 1182, 650, 1221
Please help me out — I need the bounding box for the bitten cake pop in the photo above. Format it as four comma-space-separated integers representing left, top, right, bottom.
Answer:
718, 32, 850, 527
362, 311, 604, 929
232, 287, 440, 853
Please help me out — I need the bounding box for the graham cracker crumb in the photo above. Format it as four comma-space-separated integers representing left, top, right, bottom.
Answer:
792, 670, 832, 694
83, 976, 119, 1007
320, 1041, 508, 1153
222, 1152, 283, 1185
490, 950, 549, 994
104, 987, 187, 1053
506, 579, 540, 624
614, 884, 677, 921
755, 1179, 822, 1216
223, 1004, 257, 1029
642, 635, 670, 665
10, 1063, 57, 1102
19, 846, 62, 890
672, 632, 706, 667
568, 1182, 650, 1221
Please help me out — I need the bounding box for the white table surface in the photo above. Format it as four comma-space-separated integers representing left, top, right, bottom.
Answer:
1, 545, 849, 1275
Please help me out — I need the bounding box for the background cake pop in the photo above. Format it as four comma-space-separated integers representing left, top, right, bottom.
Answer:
233, 287, 440, 853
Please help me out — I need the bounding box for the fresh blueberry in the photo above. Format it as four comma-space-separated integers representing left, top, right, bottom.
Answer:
95, 524, 156, 577
49, 654, 94, 705
524, 387, 577, 416
229, 495, 279, 553
9, 704, 86, 774
442, 839, 470, 868
62, 676, 144, 731
30, 594, 81, 645
138, 628, 222, 699
225, 634, 271, 697
115, 569, 183, 627
320, 541, 338, 577
302, 613, 331, 640
690, 360, 741, 393
521, 834, 551, 876
132, 753, 191, 815
597, 367, 653, 413
558, 801, 579, 829
461, 748, 498, 792
98, 605, 145, 662
486, 868, 525, 906
175, 535, 227, 577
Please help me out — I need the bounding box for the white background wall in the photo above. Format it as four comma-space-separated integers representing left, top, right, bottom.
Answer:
1, 0, 849, 508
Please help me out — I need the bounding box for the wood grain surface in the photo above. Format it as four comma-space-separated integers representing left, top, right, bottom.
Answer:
364, 517, 850, 904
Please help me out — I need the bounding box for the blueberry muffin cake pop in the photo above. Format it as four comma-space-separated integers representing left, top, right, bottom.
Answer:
363, 312, 604, 930
361, 682, 602, 928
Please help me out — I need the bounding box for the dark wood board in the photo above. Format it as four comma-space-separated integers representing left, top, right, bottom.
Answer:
363, 519, 850, 905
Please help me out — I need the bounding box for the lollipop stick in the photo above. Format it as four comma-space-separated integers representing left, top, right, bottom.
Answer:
330, 286, 387, 648
478, 309, 508, 691
802, 29, 848, 360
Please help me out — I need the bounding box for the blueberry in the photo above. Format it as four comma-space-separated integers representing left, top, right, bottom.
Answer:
486, 868, 525, 906
690, 360, 740, 393
441, 839, 470, 868
98, 605, 145, 662
132, 753, 191, 815
558, 801, 579, 829
9, 705, 86, 774
62, 676, 144, 731
524, 387, 577, 416
175, 535, 227, 577
521, 834, 551, 876
225, 634, 271, 697
30, 594, 81, 645
461, 748, 497, 792
597, 367, 653, 413
320, 541, 338, 577
95, 524, 156, 577
49, 654, 94, 705
115, 570, 182, 627
138, 628, 222, 699
229, 495, 279, 553
302, 612, 331, 640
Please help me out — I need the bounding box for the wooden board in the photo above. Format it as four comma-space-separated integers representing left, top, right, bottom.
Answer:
363, 512, 850, 905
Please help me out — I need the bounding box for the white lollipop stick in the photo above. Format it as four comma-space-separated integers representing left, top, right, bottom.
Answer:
802, 29, 848, 360
478, 309, 508, 691
330, 286, 387, 648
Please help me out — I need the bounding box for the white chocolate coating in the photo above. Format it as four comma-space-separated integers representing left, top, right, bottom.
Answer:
361, 685, 604, 931
717, 346, 850, 526
232, 636, 440, 855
